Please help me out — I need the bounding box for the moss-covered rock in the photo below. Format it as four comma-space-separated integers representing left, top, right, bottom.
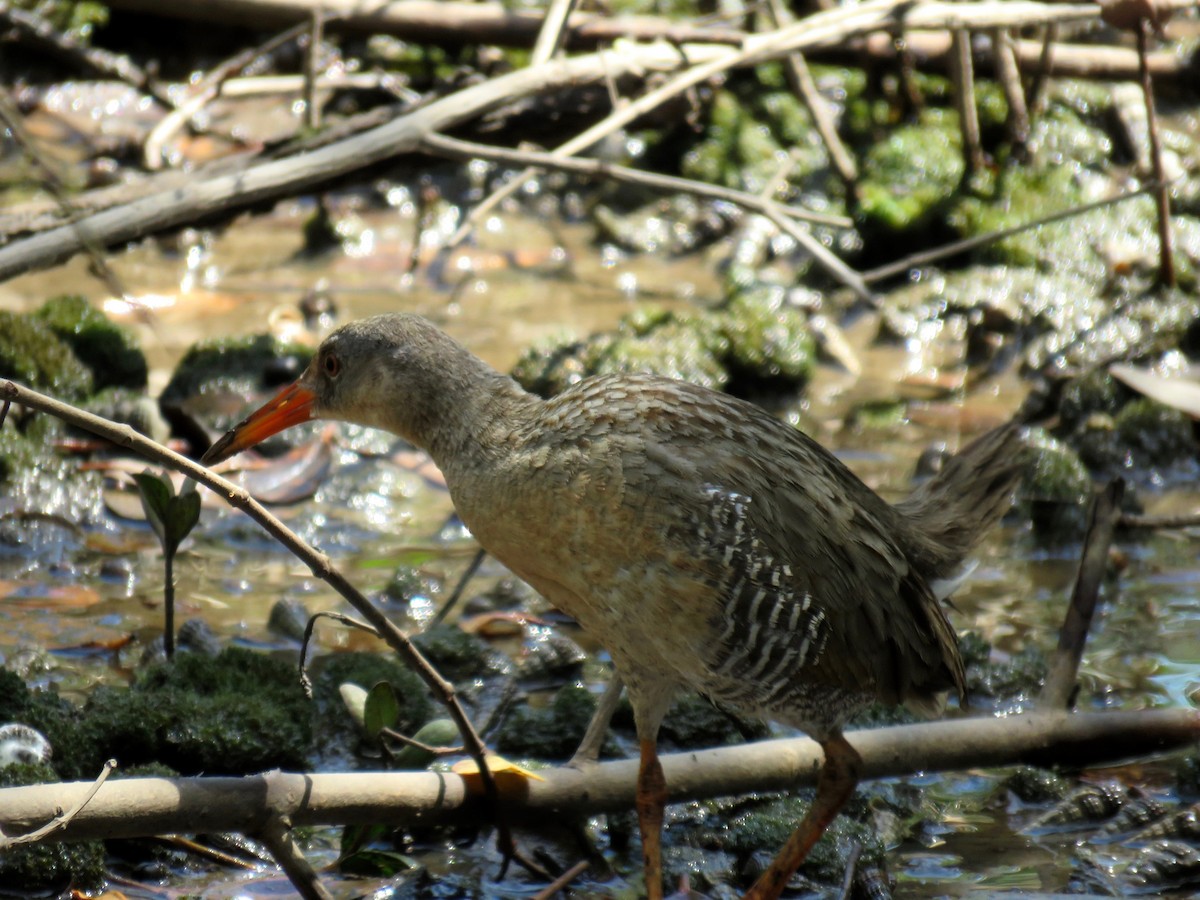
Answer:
0, 762, 106, 891
859, 110, 963, 236
1006, 766, 1071, 804
411, 624, 506, 683
512, 297, 814, 402
36, 294, 147, 391
609, 691, 769, 751
159, 333, 311, 435
1058, 370, 1135, 434
1020, 427, 1093, 540
496, 682, 597, 759
717, 292, 814, 387
950, 165, 1089, 269
0, 311, 93, 401
71, 648, 313, 777
705, 794, 886, 886
965, 641, 1048, 701
1069, 393, 1199, 482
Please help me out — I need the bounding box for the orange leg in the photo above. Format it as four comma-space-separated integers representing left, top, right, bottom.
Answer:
743, 731, 862, 900
636, 738, 667, 900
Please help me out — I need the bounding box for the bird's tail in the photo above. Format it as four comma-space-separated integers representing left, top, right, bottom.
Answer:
894, 422, 1024, 585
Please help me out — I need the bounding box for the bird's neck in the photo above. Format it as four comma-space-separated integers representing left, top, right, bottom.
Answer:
418, 364, 542, 475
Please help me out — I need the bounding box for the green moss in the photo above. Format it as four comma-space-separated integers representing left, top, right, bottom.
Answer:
1006, 766, 1071, 804
950, 165, 1086, 267
1059, 371, 1133, 433
0, 427, 38, 484
716, 795, 885, 884
1020, 427, 1092, 541
71, 648, 313, 777
496, 682, 598, 759
1111, 398, 1196, 468
966, 645, 1048, 700
859, 111, 963, 234
410, 624, 496, 683
37, 294, 147, 390
659, 693, 767, 749
0, 669, 86, 779
0, 311, 93, 400
717, 292, 814, 386
1022, 427, 1091, 504
587, 316, 729, 390
0, 762, 106, 890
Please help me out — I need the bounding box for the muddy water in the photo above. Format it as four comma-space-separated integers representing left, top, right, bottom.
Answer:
3, 201, 1200, 897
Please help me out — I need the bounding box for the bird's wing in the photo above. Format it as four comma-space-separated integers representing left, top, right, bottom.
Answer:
632, 405, 962, 714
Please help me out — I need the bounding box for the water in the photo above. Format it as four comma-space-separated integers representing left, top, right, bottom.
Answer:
3, 199, 1200, 896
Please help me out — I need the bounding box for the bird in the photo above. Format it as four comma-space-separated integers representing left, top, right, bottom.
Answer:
203, 312, 1021, 900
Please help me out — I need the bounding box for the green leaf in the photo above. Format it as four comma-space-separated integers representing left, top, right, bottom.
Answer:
132, 472, 172, 548
363, 682, 400, 739
163, 489, 201, 554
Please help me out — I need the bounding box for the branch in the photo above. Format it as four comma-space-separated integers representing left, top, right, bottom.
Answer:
0, 379, 501, 809
0, 710, 1195, 844
0, 760, 115, 848
98, 0, 1196, 85
419, 133, 852, 227
0, 0, 1113, 280
1040, 480, 1126, 710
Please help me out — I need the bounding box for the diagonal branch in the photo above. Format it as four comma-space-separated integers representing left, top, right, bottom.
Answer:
0, 379, 500, 806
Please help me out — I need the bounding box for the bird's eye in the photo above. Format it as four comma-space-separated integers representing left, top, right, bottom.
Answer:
323, 353, 341, 378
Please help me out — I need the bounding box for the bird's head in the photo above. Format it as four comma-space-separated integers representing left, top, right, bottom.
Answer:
201, 313, 494, 466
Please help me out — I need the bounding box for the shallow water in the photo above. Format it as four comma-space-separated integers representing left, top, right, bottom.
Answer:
3, 198, 1200, 897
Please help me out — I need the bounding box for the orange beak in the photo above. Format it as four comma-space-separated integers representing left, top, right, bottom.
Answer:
201, 382, 317, 465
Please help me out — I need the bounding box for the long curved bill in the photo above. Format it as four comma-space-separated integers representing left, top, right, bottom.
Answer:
201, 382, 317, 466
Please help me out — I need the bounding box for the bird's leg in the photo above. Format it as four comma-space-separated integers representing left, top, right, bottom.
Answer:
743, 731, 862, 900
637, 737, 667, 900
567, 674, 623, 767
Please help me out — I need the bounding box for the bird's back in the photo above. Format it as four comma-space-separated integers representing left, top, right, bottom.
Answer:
448, 373, 1020, 734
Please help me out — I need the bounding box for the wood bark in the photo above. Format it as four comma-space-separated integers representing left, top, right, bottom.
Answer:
2, 709, 1196, 845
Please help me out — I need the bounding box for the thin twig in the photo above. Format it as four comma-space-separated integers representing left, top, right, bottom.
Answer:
992, 28, 1030, 156
298, 610, 380, 696
860, 180, 1162, 283
764, 0, 858, 191
1040, 479, 1125, 710
431, 546, 487, 627
446, 0, 1101, 248
837, 842, 864, 900
531, 859, 590, 900
1025, 23, 1057, 118
304, 9, 326, 131
259, 815, 333, 900
0, 1, 170, 106
568, 675, 624, 767
0, 93, 134, 306
530, 0, 578, 66
0, 381, 502, 810
420, 132, 851, 226
950, 29, 985, 177
380, 727, 463, 756
1136, 17, 1175, 288
144, 18, 324, 169
0, 759, 116, 848
426, 131, 871, 298
1119, 510, 1200, 530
